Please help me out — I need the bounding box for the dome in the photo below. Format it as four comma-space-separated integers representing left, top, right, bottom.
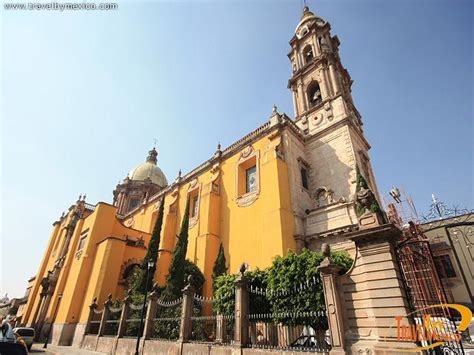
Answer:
294, 6, 326, 38
127, 148, 168, 187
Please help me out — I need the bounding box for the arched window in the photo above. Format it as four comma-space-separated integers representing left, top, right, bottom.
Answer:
307, 81, 322, 107
319, 36, 330, 52
303, 45, 314, 64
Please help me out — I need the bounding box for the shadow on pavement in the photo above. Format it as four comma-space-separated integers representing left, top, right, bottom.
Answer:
29, 344, 46, 353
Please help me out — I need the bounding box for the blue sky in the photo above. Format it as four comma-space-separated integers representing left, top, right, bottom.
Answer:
1, 0, 472, 296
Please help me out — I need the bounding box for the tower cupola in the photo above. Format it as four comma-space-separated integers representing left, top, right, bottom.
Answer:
288, 6, 361, 136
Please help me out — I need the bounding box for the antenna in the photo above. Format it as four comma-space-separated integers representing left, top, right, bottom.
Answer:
153, 138, 158, 148
300, 0, 306, 11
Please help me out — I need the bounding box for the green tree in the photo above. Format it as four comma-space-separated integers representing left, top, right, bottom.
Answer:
136, 198, 165, 294
212, 243, 227, 290
213, 274, 236, 316
266, 249, 352, 332
183, 259, 205, 295
212, 268, 271, 316
163, 198, 190, 300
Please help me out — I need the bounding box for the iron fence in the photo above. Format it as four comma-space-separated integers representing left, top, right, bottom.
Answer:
150, 298, 182, 340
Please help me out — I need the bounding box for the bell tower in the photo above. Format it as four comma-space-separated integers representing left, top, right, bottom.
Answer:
288, 6, 362, 136
287, 7, 381, 246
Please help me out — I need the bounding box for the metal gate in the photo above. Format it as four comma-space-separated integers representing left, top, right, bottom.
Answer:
395, 222, 464, 354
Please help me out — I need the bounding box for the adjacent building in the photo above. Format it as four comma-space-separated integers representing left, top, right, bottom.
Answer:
421, 213, 474, 308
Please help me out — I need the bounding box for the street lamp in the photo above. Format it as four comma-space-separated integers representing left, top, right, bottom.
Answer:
135, 260, 154, 355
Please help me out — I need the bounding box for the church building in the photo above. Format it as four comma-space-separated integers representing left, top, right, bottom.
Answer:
22, 7, 380, 346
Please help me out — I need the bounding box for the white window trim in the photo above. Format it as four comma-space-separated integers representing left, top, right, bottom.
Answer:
235, 147, 260, 207
187, 181, 201, 229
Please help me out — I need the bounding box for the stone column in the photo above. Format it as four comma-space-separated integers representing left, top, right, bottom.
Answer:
234, 263, 249, 347
329, 63, 340, 95
317, 244, 346, 355
215, 314, 226, 343
297, 81, 307, 112
117, 295, 130, 337
84, 298, 98, 335
312, 33, 320, 56
292, 89, 299, 117
31, 294, 45, 329
35, 289, 54, 340
179, 276, 195, 342
143, 287, 159, 339
319, 68, 330, 99
98, 295, 112, 337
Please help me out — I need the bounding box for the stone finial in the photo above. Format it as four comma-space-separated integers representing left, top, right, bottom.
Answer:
321, 243, 330, 258
239, 262, 248, 275
182, 275, 194, 293
174, 169, 182, 184
124, 289, 132, 303
269, 104, 281, 126
78, 194, 82, 202
214, 142, 222, 159
104, 293, 112, 305
90, 297, 98, 310
82, 193, 87, 201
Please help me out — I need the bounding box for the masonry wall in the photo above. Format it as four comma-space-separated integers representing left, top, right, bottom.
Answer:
339, 226, 416, 353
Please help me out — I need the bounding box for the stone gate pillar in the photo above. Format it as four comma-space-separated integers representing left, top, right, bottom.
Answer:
84, 298, 98, 335
117, 294, 130, 337
98, 295, 112, 337
317, 244, 346, 355
143, 286, 159, 339
341, 224, 418, 353
234, 263, 249, 347
179, 276, 195, 342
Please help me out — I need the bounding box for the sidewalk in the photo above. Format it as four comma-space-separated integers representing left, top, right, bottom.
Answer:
30, 343, 106, 355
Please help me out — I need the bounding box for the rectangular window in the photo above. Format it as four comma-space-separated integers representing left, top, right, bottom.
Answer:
191, 195, 199, 218
128, 198, 140, 211
77, 232, 88, 252
237, 153, 259, 199
434, 254, 456, 278
245, 165, 257, 193
301, 167, 309, 190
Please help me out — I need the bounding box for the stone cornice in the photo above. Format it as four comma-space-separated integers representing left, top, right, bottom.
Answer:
304, 115, 371, 151
345, 223, 403, 244
288, 54, 331, 88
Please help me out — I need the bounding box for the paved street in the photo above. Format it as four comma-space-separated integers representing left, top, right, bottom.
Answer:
30, 343, 105, 354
